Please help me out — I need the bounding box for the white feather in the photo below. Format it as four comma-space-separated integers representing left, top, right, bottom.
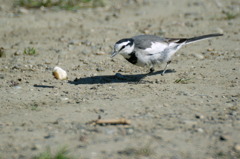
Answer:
135, 41, 185, 67
144, 42, 168, 54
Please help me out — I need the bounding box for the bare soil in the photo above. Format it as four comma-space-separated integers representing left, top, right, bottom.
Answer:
0, 0, 240, 158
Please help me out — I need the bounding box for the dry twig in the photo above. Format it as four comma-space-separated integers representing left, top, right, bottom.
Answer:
87, 118, 131, 126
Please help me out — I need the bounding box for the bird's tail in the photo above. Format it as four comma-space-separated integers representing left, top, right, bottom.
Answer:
186, 33, 223, 44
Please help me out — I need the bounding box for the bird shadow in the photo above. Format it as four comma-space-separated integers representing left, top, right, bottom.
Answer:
68, 69, 175, 85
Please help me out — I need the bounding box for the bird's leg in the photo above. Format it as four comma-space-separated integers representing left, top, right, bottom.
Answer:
161, 60, 171, 76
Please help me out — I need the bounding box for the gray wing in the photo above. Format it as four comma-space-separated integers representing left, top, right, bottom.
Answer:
132, 35, 168, 50
132, 35, 187, 58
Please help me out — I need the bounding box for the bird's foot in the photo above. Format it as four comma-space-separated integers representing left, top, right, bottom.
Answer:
149, 67, 155, 74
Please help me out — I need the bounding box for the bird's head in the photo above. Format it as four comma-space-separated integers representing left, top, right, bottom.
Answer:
111, 38, 134, 58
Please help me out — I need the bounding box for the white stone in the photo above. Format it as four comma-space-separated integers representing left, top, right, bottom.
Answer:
52, 66, 67, 80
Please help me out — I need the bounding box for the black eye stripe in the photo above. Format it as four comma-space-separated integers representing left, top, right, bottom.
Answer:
119, 45, 126, 51
116, 38, 134, 52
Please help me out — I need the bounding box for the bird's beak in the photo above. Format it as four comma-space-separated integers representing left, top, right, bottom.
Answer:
111, 51, 118, 58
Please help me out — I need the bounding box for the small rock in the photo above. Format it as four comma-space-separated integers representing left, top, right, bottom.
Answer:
0, 47, 6, 58
81, 40, 92, 46
31, 144, 41, 150
53, 118, 64, 124
77, 144, 87, 149
155, 79, 161, 84
196, 128, 204, 133
27, 128, 34, 132
44, 134, 54, 139
68, 45, 74, 51
68, 40, 80, 45
96, 67, 104, 72
104, 128, 116, 135
18, 8, 29, 14
115, 73, 125, 79
207, 48, 215, 51
61, 97, 69, 101
0, 74, 4, 79
79, 135, 88, 142
127, 128, 134, 135
195, 114, 204, 119
82, 50, 90, 55
229, 111, 237, 116
163, 103, 170, 107
0, 5, 4, 11
96, 52, 107, 55
219, 135, 230, 141
14, 86, 21, 89
12, 64, 22, 70
233, 144, 240, 152
193, 53, 204, 59
215, 28, 224, 34
52, 66, 68, 80
183, 120, 198, 126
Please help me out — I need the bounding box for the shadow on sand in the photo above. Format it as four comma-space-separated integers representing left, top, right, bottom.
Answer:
68, 69, 175, 85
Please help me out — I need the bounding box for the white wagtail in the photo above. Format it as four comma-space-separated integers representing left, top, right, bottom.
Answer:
111, 34, 223, 75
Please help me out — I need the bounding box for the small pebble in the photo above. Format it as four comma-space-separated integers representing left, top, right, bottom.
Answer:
193, 53, 204, 59
104, 128, 116, 135
219, 135, 230, 141
68, 40, 80, 45
127, 128, 134, 135
31, 144, 41, 150
14, 86, 22, 89
96, 67, 104, 72
115, 73, 125, 79
215, 27, 224, 34
155, 79, 161, 84
18, 8, 29, 14
82, 50, 90, 55
197, 128, 204, 133
0, 74, 4, 79
207, 48, 215, 51
61, 97, 69, 101
44, 133, 54, 139
95, 52, 107, 55
163, 103, 170, 107
52, 66, 68, 80
234, 144, 240, 152
0, 47, 6, 57
183, 120, 197, 126
195, 114, 204, 119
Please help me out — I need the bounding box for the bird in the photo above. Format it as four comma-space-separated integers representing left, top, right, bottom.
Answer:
111, 33, 223, 75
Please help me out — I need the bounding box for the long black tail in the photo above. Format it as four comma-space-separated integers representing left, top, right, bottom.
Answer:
186, 33, 223, 44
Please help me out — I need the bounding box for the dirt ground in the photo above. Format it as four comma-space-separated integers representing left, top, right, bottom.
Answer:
0, 0, 240, 158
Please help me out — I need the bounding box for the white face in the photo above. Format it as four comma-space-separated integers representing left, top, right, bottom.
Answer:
112, 40, 134, 58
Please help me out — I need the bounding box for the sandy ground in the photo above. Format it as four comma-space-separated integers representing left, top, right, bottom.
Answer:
0, 0, 240, 158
